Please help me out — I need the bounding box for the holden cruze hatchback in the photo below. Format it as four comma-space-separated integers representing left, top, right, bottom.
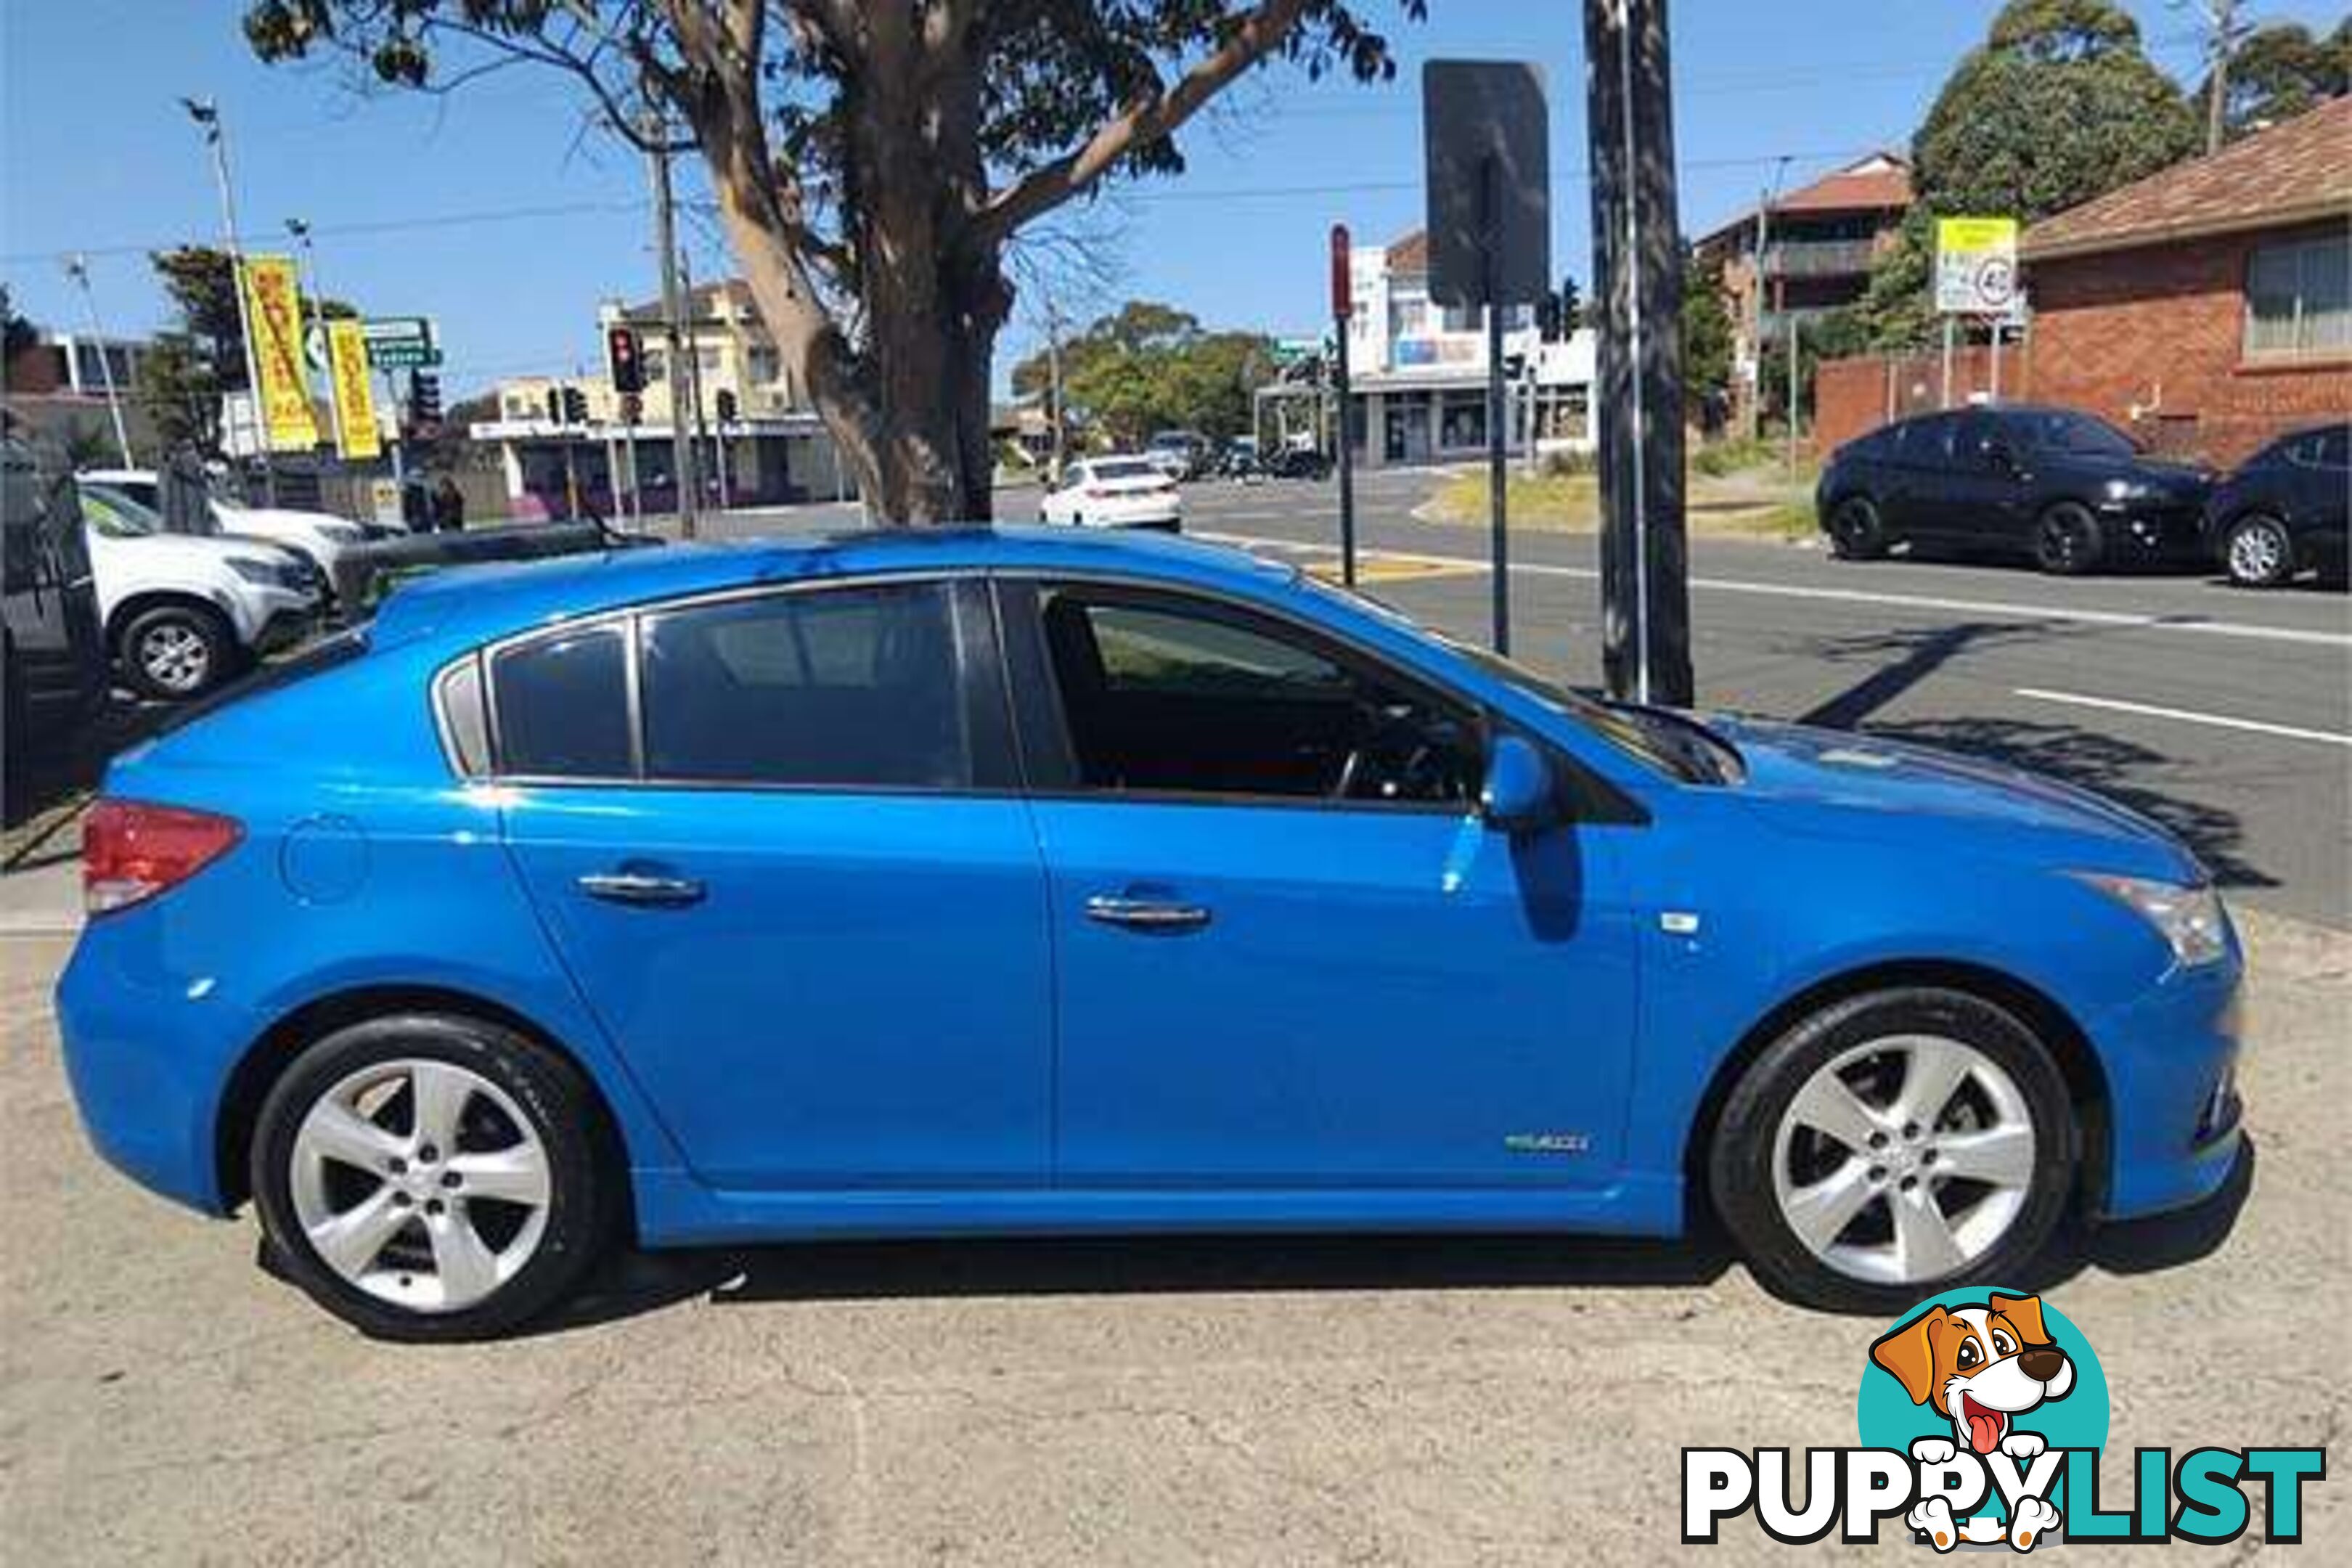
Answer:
57, 529, 2246, 1339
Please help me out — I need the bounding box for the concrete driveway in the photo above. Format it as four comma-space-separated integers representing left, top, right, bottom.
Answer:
1, 915, 2343, 1565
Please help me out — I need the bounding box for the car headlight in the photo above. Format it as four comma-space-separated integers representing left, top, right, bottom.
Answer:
2075, 873, 2231, 968
2102, 478, 2153, 502
228, 557, 285, 585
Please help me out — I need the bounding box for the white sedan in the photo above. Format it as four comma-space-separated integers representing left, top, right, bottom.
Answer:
1039, 456, 1183, 531
79, 467, 369, 588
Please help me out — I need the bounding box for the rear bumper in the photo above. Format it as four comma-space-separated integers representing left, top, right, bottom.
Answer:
2088, 952, 2245, 1220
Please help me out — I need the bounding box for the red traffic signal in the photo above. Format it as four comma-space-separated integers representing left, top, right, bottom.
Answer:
605, 324, 643, 394
1329, 224, 1353, 321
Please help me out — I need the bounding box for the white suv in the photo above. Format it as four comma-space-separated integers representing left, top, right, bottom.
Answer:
79, 467, 367, 589
78, 484, 322, 701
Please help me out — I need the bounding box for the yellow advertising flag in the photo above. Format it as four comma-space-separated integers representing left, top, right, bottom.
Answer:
238, 254, 321, 452
327, 319, 381, 461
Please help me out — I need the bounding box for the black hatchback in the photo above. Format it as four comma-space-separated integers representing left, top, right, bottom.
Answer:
1816, 404, 2214, 575
2200, 422, 2348, 589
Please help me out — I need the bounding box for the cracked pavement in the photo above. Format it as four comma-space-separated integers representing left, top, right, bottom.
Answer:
2, 917, 2344, 1564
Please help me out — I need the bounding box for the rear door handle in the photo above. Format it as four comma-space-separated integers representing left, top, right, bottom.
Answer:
1085, 894, 1212, 933
578, 870, 706, 907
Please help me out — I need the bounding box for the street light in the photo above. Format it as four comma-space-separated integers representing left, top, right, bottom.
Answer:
62, 256, 135, 467
182, 94, 274, 501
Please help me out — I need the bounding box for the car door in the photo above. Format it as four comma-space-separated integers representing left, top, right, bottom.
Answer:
494, 576, 1055, 1191
1000, 577, 1642, 1189
1873, 415, 1951, 541
1937, 412, 2037, 552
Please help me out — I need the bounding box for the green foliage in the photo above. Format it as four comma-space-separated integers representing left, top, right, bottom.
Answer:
1849, 0, 2199, 354
1757, 309, 1871, 429
1010, 301, 1276, 447
135, 332, 219, 453
2205, 22, 2351, 142
1, 285, 39, 369
1679, 246, 1736, 407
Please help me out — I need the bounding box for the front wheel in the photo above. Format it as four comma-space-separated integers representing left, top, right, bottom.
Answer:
250, 1014, 616, 1341
2033, 502, 2104, 576
1707, 988, 2075, 1314
118, 603, 236, 702
1827, 496, 1887, 560
2222, 515, 2295, 588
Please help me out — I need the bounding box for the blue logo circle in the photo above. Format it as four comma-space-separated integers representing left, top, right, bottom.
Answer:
1853, 1288, 2117, 1457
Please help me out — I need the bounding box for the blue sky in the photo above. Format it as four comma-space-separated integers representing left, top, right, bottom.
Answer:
1, 1, 2332, 397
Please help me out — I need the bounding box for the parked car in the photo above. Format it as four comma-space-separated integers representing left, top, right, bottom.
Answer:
2200, 421, 2348, 589
1214, 436, 1265, 481
3, 431, 107, 765
80, 467, 368, 590
1267, 444, 1334, 481
57, 528, 2242, 1339
78, 484, 322, 701
1039, 456, 1183, 531
1144, 430, 1212, 481
1816, 405, 2213, 574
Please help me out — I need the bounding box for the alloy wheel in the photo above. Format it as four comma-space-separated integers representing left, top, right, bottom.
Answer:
138, 622, 212, 694
287, 1057, 554, 1313
1769, 1034, 2035, 1286
2227, 519, 2290, 586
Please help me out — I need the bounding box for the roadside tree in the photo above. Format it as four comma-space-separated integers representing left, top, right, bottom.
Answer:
243, 1, 1424, 523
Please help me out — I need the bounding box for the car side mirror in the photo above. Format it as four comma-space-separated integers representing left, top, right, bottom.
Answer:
1479, 733, 1556, 833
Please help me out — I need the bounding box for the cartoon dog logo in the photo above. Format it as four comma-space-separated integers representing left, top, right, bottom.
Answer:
1871, 1292, 2073, 1551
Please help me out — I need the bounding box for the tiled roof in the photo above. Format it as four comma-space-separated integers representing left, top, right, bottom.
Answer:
1694, 153, 1912, 246
1384, 229, 1431, 277
2022, 97, 2352, 261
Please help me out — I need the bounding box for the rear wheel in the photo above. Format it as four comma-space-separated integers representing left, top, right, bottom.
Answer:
250, 1014, 615, 1341
2033, 502, 2104, 576
2222, 515, 2295, 588
117, 603, 236, 702
1708, 988, 2075, 1313
1827, 496, 1887, 560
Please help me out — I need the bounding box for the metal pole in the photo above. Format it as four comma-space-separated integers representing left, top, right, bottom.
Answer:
1747, 188, 1768, 443
679, 248, 714, 517
1940, 314, 1956, 409
1988, 315, 2002, 403
190, 103, 275, 503
287, 221, 338, 462
1784, 305, 1799, 475
1617, 23, 1649, 702
63, 257, 134, 467
383, 369, 406, 491
644, 103, 699, 536
1044, 293, 1067, 484
1334, 304, 1357, 587
1482, 154, 1510, 655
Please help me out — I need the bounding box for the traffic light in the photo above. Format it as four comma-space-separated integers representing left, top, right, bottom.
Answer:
620, 391, 642, 426
408, 372, 441, 427
605, 324, 643, 394
544, 386, 563, 424
561, 385, 589, 425
714, 388, 738, 426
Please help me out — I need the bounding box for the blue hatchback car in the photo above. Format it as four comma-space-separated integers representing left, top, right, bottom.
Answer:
57, 528, 2245, 1338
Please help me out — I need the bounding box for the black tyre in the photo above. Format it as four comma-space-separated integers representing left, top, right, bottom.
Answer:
117, 603, 236, 702
2221, 514, 2295, 589
1827, 496, 1888, 560
250, 1013, 617, 1342
2032, 502, 2104, 576
1707, 987, 2076, 1314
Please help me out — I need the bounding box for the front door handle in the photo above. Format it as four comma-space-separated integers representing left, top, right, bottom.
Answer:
578, 870, 706, 907
1084, 894, 1212, 933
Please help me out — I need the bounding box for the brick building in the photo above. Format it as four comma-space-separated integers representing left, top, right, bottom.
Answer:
2017, 97, 2350, 466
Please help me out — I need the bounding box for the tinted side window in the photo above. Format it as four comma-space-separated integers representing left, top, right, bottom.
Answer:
493, 625, 632, 778
640, 582, 973, 788
2299, 425, 2349, 470
1038, 589, 1479, 805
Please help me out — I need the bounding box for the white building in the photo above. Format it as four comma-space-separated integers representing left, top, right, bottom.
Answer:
1343, 228, 1595, 468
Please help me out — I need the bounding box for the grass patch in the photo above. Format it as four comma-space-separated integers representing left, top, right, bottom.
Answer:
1426, 470, 1599, 528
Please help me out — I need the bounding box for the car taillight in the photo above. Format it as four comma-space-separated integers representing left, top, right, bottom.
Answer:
83, 799, 243, 915
1086, 486, 1113, 499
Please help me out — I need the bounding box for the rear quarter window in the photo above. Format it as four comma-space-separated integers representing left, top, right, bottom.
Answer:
491, 624, 632, 778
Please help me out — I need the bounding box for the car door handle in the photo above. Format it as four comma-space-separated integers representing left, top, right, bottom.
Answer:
1084, 894, 1212, 933
577, 870, 706, 907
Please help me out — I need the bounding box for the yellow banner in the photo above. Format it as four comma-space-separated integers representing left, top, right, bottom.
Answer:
239, 254, 321, 452
326, 319, 381, 461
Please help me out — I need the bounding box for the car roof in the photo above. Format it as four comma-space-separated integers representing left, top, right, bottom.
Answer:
372, 525, 1298, 651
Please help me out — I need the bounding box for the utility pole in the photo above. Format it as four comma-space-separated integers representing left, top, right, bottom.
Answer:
1042, 290, 1068, 483
679, 247, 714, 515
1584, 0, 1693, 707
643, 99, 700, 536
285, 219, 338, 463
181, 97, 274, 502
62, 256, 134, 467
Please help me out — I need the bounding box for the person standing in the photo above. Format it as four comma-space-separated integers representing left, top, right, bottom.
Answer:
430, 474, 466, 534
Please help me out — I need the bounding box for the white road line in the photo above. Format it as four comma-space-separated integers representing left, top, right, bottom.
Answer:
1195, 530, 2352, 650
2014, 689, 2352, 748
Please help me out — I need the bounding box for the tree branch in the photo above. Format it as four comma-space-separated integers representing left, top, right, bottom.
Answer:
978, 0, 1315, 240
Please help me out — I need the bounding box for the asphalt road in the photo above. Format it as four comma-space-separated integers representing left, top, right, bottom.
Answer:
712, 469, 2349, 928
4, 915, 2343, 1564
